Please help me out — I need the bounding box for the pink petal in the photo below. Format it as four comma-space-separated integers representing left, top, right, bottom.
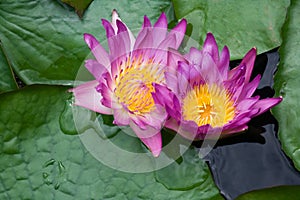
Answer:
154, 13, 167, 29
70, 80, 112, 115
130, 121, 162, 157
142, 104, 167, 130
164, 72, 179, 95
252, 97, 282, 117
107, 33, 130, 62
167, 48, 185, 74
83, 34, 110, 69
152, 13, 168, 47
199, 52, 222, 84
102, 71, 115, 91
116, 19, 128, 33
111, 10, 135, 50
111, 9, 121, 34
168, 19, 187, 49
165, 98, 182, 120
203, 33, 219, 64
240, 47, 257, 83
157, 33, 176, 51
152, 83, 173, 106
198, 126, 223, 140
222, 125, 248, 135
177, 120, 199, 140
184, 47, 202, 64
224, 115, 252, 131
133, 27, 153, 51
236, 97, 259, 111
165, 118, 179, 132
218, 46, 230, 78
101, 19, 115, 38
238, 74, 261, 101
143, 15, 152, 28
152, 34, 177, 64
113, 108, 130, 126
97, 82, 120, 109
177, 62, 190, 97
85, 59, 108, 81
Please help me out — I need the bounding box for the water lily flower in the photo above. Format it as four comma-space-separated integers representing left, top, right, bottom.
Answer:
70, 10, 187, 157
153, 33, 282, 140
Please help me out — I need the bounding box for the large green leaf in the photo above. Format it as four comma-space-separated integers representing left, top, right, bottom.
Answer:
0, 42, 17, 93
61, 0, 93, 18
0, 0, 171, 85
172, 0, 290, 59
0, 85, 223, 199
235, 185, 300, 200
273, 0, 300, 171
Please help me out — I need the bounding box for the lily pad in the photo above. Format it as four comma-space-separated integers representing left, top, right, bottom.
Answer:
155, 147, 215, 191
61, 0, 93, 18
235, 185, 300, 200
0, 0, 171, 85
172, 0, 290, 59
273, 0, 300, 171
0, 42, 17, 93
0, 85, 223, 199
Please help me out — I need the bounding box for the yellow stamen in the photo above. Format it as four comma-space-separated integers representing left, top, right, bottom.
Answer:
182, 84, 235, 127
114, 55, 164, 115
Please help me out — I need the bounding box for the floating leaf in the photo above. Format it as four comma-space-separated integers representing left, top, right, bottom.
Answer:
61, 0, 93, 18
273, 0, 300, 171
0, 85, 223, 199
0, 0, 171, 85
0, 42, 17, 93
235, 185, 300, 200
172, 0, 290, 59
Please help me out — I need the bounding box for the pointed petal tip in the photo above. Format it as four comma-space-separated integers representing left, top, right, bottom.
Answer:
151, 148, 161, 157
83, 32, 90, 38
116, 19, 127, 33
143, 15, 151, 27
161, 12, 166, 18
83, 33, 98, 49
174, 18, 187, 32
246, 47, 257, 56
176, 18, 187, 28
154, 12, 167, 29
204, 32, 217, 44
251, 47, 257, 54
223, 45, 229, 52
206, 32, 214, 37
112, 9, 118, 15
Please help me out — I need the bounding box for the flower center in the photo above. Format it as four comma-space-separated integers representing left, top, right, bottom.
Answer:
182, 84, 235, 127
114, 56, 164, 115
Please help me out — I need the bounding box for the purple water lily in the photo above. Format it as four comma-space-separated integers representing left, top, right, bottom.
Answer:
153, 33, 282, 140
70, 10, 186, 157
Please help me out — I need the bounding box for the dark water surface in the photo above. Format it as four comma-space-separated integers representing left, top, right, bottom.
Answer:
204, 50, 300, 199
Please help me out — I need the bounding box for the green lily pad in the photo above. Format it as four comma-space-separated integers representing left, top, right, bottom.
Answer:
0, 0, 171, 85
172, 0, 290, 59
0, 42, 17, 93
235, 185, 300, 200
155, 147, 216, 191
0, 85, 223, 199
61, 0, 93, 18
273, 0, 300, 171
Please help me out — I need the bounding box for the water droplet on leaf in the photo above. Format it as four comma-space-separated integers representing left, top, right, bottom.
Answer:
42, 172, 49, 179
58, 161, 66, 174
59, 99, 78, 135
54, 182, 60, 190
43, 158, 55, 168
